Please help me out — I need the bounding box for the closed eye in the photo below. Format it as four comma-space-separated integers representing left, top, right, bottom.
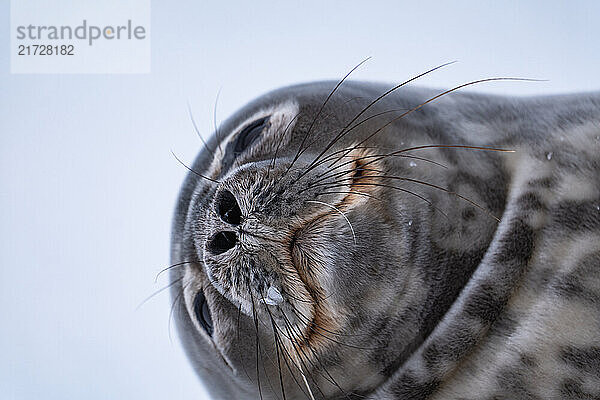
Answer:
193, 291, 213, 336
221, 116, 270, 173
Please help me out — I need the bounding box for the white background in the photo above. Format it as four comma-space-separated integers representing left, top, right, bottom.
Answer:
1, 1, 599, 399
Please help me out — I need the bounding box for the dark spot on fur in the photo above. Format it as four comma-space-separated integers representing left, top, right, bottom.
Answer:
551, 201, 600, 232
462, 207, 476, 221
519, 353, 537, 368
489, 311, 520, 338
390, 374, 441, 400
561, 346, 600, 377
560, 377, 597, 399
552, 251, 600, 305
493, 368, 542, 400
464, 283, 505, 323
528, 176, 555, 188
423, 319, 479, 372
493, 218, 535, 265
516, 192, 546, 211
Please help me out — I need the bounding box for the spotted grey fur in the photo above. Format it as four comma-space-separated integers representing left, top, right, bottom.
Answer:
170, 80, 600, 399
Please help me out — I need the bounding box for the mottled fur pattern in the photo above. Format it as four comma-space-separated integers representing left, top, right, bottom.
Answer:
170, 80, 600, 399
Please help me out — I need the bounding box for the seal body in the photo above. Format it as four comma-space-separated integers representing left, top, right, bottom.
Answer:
170, 81, 600, 399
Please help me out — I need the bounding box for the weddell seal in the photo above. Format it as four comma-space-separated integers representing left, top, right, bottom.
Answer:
169, 70, 600, 399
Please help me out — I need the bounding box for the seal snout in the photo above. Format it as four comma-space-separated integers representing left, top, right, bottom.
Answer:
206, 190, 243, 255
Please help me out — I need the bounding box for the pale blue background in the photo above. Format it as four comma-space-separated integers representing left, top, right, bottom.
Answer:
1, 1, 599, 399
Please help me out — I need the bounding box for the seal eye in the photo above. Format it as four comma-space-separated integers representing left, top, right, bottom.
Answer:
233, 116, 269, 154
193, 291, 213, 336
221, 116, 269, 172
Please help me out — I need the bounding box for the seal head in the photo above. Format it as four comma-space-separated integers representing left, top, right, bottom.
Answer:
170, 81, 600, 399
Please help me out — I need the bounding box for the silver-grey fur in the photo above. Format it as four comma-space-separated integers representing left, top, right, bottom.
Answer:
170, 80, 600, 399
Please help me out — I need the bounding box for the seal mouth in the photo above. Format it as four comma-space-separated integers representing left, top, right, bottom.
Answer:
195, 146, 384, 372
282, 148, 383, 355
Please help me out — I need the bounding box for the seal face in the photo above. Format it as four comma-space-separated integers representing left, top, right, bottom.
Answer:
170, 80, 600, 399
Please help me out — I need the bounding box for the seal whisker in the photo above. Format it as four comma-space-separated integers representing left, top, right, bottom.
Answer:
308, 143, 511, 187
322, 174, 500, 222
299, 365, 316, 400
287, 302, 375, 340
267, 111, 303, 176
316, 182, 450, 221
136, 276, 183, 311
287, 305, 384, 350
294, 62, 457, 183
236, 304, 253, 381
170, 150, 220, 184
325, 78, 535, 169
315, 190, 382, 202
213, 88, 223, 154
268, 312, 288, 400
322, 154, 449, 181
246, 286, 289, 399
306, 200, 357, 245
282, 290, 315, 304
311, 143, 503, 181
248, 287, 265, 400
154, 260, 194, 282
299, 107, 412, 162
281, 57, 372, 180
168, 279, 192, 343
273, 332, 314, 400
315, 143, 512, 186
267, 303, 340, 400
301, 152, 449, 194
279, 310, 362, 398
303, 166, 383, 191
275, 313, 318, 397
377, 174, 500, 221
279, 315, 327, 400
186, 101, 215, 156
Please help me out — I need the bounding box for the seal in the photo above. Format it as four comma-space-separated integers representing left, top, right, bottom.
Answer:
170, 78, 600, 399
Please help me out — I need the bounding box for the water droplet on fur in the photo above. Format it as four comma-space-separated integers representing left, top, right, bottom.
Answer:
596, 205, 600, 211
546, 152, 553, 160
408, 220, 413, 226
263, 286, 283, 306
409, 161, 417, 167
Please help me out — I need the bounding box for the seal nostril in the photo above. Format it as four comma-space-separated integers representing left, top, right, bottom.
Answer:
216, 190, 242, 225
208, 231, 237, 255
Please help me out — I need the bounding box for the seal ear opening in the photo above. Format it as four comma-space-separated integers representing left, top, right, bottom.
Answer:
193, 291, 214, 336
337, 146, 382, 208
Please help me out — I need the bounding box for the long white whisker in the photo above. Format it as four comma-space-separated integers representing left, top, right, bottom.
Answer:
299, 364, 316, 400
306, 200, 357, 245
